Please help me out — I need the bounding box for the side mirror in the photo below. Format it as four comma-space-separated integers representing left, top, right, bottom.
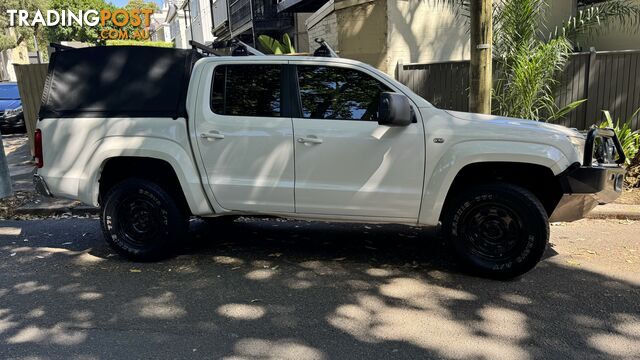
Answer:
378, 92, 412, 126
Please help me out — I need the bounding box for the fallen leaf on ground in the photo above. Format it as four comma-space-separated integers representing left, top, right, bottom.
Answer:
129, 269, 142, 273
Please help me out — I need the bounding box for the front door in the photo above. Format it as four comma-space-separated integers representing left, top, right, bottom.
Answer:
195, 63, 295, 213
292, 64, 425, 219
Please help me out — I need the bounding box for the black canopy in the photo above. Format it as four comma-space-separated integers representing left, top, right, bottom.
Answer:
39, 46, 203, 119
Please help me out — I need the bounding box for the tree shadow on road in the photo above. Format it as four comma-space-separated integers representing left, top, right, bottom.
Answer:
0, 218, 638, 359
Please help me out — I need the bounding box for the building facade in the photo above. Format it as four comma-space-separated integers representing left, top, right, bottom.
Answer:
305, 0, 469, 75
184, 0, 216, 44
165, 0, 192, 48
303, 0, 640, 76
211, 0, 309, 51
150, 1, 173, 43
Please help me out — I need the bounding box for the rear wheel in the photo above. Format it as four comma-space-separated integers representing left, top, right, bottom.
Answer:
442, 183, 549, 279
100, 178, 188, 261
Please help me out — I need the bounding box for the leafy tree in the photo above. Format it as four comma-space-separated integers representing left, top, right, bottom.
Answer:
46, 0, 116, 45
0, 0, 49, 51
47, 0, 158, 45
106, 39, 173, 47
124, 0, 159, 12
122, 0, 160, 30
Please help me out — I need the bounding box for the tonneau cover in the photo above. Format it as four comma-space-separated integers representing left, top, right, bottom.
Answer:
39, 46, 203, 119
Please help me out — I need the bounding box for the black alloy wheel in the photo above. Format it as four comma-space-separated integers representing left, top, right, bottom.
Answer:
442, 183, 549, 279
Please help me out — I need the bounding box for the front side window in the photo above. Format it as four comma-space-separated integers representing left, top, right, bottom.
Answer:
296, 65, 390, 121
210, 64, 282, 117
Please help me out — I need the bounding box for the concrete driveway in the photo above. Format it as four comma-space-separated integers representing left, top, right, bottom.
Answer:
0, 217, 638, 359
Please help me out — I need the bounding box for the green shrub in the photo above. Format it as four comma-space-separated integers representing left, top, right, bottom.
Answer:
106, 40, 174, 48
257, 34, 295, 54
598, 108, 640, 166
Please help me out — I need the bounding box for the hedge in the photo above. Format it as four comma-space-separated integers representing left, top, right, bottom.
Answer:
106, 40, 174, 48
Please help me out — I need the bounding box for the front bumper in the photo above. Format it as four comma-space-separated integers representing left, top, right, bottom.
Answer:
550, 165, 625, 222
550, 127, 626, 222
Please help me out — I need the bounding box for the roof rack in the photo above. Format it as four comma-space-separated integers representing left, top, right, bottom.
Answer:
313, 38, 339, 58
189, 40, 224, 56
234, 41, 265, 56
207, 39, 265, 56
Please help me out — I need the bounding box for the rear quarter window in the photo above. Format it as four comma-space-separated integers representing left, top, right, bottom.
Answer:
210, 64, 282, 117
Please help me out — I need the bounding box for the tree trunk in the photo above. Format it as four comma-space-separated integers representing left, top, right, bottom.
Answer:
469, 0, 493, 114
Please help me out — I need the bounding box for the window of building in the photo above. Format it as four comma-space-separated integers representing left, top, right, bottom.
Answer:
190, 0, 200, 20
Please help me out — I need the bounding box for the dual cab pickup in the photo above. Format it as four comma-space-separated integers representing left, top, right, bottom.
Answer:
34, 46, 625, 278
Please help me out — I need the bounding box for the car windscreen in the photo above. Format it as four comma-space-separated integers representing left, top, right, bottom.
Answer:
0, 85, 19, 100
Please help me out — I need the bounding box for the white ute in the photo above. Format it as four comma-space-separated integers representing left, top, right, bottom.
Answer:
33, 44, 626, 278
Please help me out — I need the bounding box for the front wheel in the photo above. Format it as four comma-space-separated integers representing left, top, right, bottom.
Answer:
100, 178, 188, 261
442, 183, 549, 279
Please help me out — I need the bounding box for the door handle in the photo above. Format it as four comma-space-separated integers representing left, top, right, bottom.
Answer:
297, 136, 323, 144
200, 131, 225, 140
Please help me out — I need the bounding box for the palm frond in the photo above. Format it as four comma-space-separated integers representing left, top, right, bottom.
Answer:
597, 108, 640, 165
433, 0, 640, 121
555, 0, 640, 41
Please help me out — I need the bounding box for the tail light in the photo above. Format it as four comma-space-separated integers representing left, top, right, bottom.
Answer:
34, 129, 43, 168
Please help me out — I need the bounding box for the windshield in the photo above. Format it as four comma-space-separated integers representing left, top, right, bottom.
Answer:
0, 84, 20, 100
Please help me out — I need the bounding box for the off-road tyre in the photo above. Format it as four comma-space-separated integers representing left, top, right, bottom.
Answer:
100, 178, 188, 261
442, 183, 549, 279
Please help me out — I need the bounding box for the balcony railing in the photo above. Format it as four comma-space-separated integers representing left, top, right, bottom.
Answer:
229, 0, 252, 32
227, 0, 294, 33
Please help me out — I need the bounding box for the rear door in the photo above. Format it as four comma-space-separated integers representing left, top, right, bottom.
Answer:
291, 63, 426, 220
194, 61, 295, 213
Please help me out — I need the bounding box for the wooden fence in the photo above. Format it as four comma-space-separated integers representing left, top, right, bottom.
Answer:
396, 49, 640, 131
13, 64, 48, 156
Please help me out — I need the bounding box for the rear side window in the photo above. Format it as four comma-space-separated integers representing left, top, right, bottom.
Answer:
210, 64, 282, 117
296, 65, 390, 121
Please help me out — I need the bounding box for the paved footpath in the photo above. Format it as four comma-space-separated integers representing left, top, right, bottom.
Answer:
0, 217, 638, 359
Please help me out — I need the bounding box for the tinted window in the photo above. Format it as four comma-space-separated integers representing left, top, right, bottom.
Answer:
297, 65, 390, 121
211, 65, 281, 117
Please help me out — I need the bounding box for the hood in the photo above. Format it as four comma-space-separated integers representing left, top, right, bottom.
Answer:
0, 99, 21, 111
445, 110, 583, 138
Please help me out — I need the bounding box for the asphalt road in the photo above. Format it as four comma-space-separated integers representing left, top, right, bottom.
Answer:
0, 217, 638, 360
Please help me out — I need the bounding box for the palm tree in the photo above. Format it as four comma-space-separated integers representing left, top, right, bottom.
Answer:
438, 0, 640, 120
